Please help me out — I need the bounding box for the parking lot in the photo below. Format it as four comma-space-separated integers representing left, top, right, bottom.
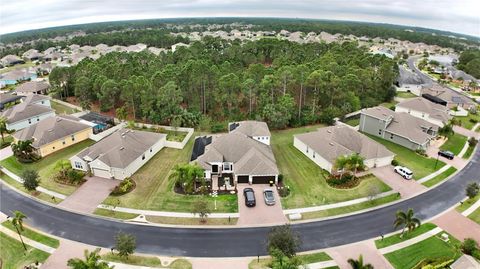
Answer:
236, 184, 287, 226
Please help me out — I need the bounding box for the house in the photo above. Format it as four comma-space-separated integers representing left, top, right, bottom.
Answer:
1, 94, 55, 131
421, 86, 476, 110
15, 81, 50, 95
192, 122, 279, 188
70, 128, 166, 180
359, 106, 439, 150
449, 254, 480, 269
228, 120, 271, 145
396, 65, 425, 94
1, 55, 24, 66
22, 49, 44, 61
294, 126, 394, 173
171, 43, 190, 52
13, 115, 92, 157
0, 69, 37, 85
395, 97, 451, 127
34, 63, 55, 75
78, 111, 114, 134
0, 93, 23, 111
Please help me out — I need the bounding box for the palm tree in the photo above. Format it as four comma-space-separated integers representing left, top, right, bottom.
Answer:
394, 208, 421, 238
11, 210, 27, 251
335, 155, 349, 178
67, 248, 113, 269
348, 255, 374, 269
0, 116, 11, 143
11, 140, 36, 160
346, 153, 365, 177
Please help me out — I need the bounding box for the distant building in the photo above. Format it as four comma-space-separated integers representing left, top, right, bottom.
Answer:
1, 94, 55, 131
15, 81, 50, 95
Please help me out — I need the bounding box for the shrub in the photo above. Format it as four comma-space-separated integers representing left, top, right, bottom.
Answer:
278, 186, 290, 197
267, 225, 301, 258
115, 232, 136, 258
466, 182, 479, 199
67, 169, 85, 184
22, 169, 40, 191
326, 174, 359, 188
461, 238, 478, 255
415, 149, 427, 156
112, 178, 135, 195
468, 137, 478, 147
211, 122, 226, 133
391, 159, 399, 166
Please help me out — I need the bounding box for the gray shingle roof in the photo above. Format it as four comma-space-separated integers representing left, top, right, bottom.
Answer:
13, 115, 91, 148
295, 125, 394, 163
421, 85, 475, 106
397, 65, 425, 85
230, 121, 271, 137
76, 128, 165, 169
1, 95, 54, 124
396, 97, 451, 123
15, 81, 50, 94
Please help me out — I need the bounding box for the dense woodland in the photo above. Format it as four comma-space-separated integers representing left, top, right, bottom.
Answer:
458, 49, 480, 79
48, 38, 397, 129
2, 18, 478, 58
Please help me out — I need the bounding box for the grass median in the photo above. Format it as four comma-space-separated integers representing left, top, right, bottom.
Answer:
0, 173, 63, 204
421, 166, 457, 188
375, 223, 437, 249
249, 252, 333, 269
2, 221, 59, 248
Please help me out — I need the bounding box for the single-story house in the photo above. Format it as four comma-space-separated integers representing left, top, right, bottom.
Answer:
294, 125, 394, 173
395, 97, 451, 127
192, 121, 279, 188
22, 49, 44, 61
1, 94, 55, 131
228, 120, 271, 145
70, 128, 166, 180
34, 63, 55, 75
1, 55, 25, 66
359, 106, 440, 150
13, 115, 92, 157
421, 85, 476, 110
0, 69, 37, 85
0, 93, 23, 111
15, 81, 50, 95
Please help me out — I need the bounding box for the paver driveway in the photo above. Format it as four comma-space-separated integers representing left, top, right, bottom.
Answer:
433, 210, 480, 242
371, 165, 426, 198
236, 184, 287, 226
59, 176, 118, 214
326, 241, 393, 269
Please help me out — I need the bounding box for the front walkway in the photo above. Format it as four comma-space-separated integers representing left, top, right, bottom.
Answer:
59, 176, 118, 214
371, 166, 426, 198
453, 125, 480, 139
0, 145, 13, 161
432, 209, 480, 242
326, 241, 393, 269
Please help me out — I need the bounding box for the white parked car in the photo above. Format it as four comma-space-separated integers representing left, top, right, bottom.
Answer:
394, 166, 413, 180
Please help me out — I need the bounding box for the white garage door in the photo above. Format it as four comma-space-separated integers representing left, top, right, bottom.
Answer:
92, 168, 112, 179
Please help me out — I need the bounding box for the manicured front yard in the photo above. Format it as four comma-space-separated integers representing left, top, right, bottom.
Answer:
365, 134, 445, 180
422, 166, 457, 187
440, 133, 468, 155
102, 133, 238, 213
456, 195, 480, 213
384, 235, 462, 269
454, 113, 480, 130
2, 221, 59, 248
468, 208, 480, 224
0, 139, 95, 195
272, 125, 392, 209
51, 100, 80, 115
375, 223, 437, 249
249, 252, 332, 269
0, 232, 50, 269
0, 173, 62, 204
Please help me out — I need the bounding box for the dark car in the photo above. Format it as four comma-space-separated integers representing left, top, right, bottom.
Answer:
243, 188, 256, 207
438, 150, 454, 160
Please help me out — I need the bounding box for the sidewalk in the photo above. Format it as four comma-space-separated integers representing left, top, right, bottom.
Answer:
417, 165, 452, 184
432, 210, 480, 242
378, 227, 442, 254
0, 167, 66, 199
462, 198, 480, 217
0, 224, 56, 254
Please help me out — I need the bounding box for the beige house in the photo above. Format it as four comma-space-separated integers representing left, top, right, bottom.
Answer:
15, 81, 50, 95
395, 97, 451, 127
294, 125, 394, 173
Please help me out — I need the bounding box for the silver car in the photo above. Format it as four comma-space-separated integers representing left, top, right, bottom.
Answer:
263, 189, 275, 205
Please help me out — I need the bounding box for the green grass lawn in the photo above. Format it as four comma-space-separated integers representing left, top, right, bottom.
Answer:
249, 252, 332, 269
0, 173, 63, 204
102, 253, 192, 269
380, 101, 398, 110
0, 139, 95, 195
343, 118, 360, 127
272, 125, 392, 209
299, 193, 399, 220
422, 166, 457, 187
468, 208, 480, 224
375, 223, 437, 249
0, 135, 13, 149
456, 195, 480, 213
440, 133, 468, 155
0, 232, 50, 269
463, 145, 476, 159
102, 133, 238, 213
384, 234, 461, 269
396, 91, 417, 98
454, 113, 480, 130
365, 134, 445, 180
51, 100, 80, 115
2, 221, 59, 248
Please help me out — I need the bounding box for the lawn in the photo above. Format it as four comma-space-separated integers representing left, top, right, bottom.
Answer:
463, 145, 476, 159
343, 117, 360, 127
422, 166, 457, 187
271, 125, 392, 209
0, 135, 13, 149
440, 133, 468, 155
102, 253, 192, 269
0, 232, 50, 269
51, 100, 80, 115
0, 173, 63, 204
102, 133, 238, 213
396, 91, 417, 98
468, 208, 480, 224
299, 193, 399, 220
249, 252, 332, 269
2, 221, 59, 248
146, 215, 238, 225
454, 113, 480, 130
380, 100, 398, 110
375, 223, 437, 249
0, 62, 36, 74
384, 235, 461, 269
0, 139, 95, 195
365, 134, 445, 180
456, 195, 480, 213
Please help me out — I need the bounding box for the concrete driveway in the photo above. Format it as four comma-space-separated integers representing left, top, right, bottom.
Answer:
426, 138, 467, 170
59, 176, 118, 214
371, 166, 426, 198
236, 184, 287, 226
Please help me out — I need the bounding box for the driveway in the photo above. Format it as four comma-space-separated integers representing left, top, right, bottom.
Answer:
236, 184, 287, 226
371, 166, 426, 198
426, 138, 467, 170
59, 176, 118, 214
326, 241, 393, 269
432, 210, 480, 242
453, 126, 480, 139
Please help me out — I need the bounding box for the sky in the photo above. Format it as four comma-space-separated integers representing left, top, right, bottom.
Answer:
1, 0, 479, 37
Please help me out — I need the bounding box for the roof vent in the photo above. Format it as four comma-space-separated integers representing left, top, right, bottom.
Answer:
119, 147, 124, 150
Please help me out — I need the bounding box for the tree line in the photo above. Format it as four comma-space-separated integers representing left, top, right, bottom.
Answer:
48, 38, 397, 130
458, 49, 480, 79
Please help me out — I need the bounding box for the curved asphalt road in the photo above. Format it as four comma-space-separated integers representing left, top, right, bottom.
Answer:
1, 147, 479, 257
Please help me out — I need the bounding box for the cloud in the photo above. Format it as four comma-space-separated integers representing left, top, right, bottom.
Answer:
1, 0, 479, 37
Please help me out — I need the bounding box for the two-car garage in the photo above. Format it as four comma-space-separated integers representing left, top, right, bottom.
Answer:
236, 175, 277, 184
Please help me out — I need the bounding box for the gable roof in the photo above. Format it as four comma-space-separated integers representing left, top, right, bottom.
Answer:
15, 81, 50, 93
195, 132, 279, 176
230, 121, 271, 137
0, 69, 35, 81
396, 97, 451, 123
13, 115, 91, 148
397, 65, 425, 85
75, 128, 165, 169
421, 85, 475, 106
295, 125, 394, 163
1, 95, 54, 124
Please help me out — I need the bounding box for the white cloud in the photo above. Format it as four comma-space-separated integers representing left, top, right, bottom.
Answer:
1, 0, 479, 37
